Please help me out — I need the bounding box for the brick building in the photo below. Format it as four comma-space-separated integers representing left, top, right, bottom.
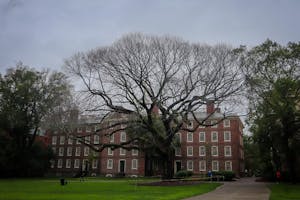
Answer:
46, 103, 244, 177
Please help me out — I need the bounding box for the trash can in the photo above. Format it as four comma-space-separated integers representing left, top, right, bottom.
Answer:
60, 178, 66, 185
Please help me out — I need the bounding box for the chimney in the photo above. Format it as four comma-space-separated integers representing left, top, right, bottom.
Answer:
151, 104, 159, 115
206, 100, 215, 114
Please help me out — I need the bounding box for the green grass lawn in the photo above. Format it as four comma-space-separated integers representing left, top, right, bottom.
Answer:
269, 183, 300, 200
0, 178, 221, 200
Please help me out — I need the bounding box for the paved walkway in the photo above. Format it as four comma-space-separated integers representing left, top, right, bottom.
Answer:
184, 177, 270, 200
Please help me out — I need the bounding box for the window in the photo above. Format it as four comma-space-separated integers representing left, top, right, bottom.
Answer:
211, 120, 218, 128
107, 159, 113, 169
57, 159, 63, 168
175, 148, 181, 156
94, 125, 99, 132
199, 146, 206, 156
187, 132, 193, 142
92, 160, 98, 169
86, 126, 92, 133
176, 133, 182, 143
59, 147, 64, 156
76, 139, 81, 144
60, 136, 65, 145
77, 127, 82, 133
224, 131, 231, 142
120, 132, 126, 142
50, 160, 55, 168
224, 146, 232, 157
224, 119, 230, 127
94, 135, 100, 144
120, 148, 126, 156
211, 131, 218, 142
108, 148, 113, 156
132, 159, 138, 169
212, 161, 219, 171
199, 160, 206, 171
187, 160, 193, 171
75, 147, 81, 156
74, 159, 80, 168
132, 149, 138, 156
68, 137, 73, 145
199, 132, 205, 142
187, 146, 193, 156
67, 147, 72, 156
211, 146, 218, 156
52, 136, 57, 145
187, 121, 193, 129
84, 147, 89, 156
52, 147, 56, 154
109, 134, 114, 143
225, 161, 232, 171
66, 159, 71, 168
85, 136, 90, 144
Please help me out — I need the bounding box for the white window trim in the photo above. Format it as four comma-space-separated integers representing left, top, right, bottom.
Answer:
225, 161, 232, 171
199, 146, 206, 156
224, 146, 232, 157
120, 132, 126, 142
60, 136, 65, 145
107, 159, 113, 169
199, 132, 206, 142
211, 146, 218, 156
66, 159, 71, 168
187, 160, 193, 171
175, 147, 181, 156
108, 147, 114, 156
57, 159, 63, 168
132, 159, 138, 170
132, 149, 138, 156
59, 147, 64, 156
224, 131, 231, 142
75, 147, 81, 156
52, 136, 57, 145
120, 148, 126, 156
94, 135, 100, 144
212, 160, 219, 171
68, 137, 73, 145
74, 159, 80, 169
67, 147, 72, 156
187, 132, 193, 142
187, 146, 193, 156
211, 120, 218, 128
211, 131, 218, 142
199, 160, 206, 171
84, 147, 89, 156
92, 160, 98, 169
224, 119, 230, 128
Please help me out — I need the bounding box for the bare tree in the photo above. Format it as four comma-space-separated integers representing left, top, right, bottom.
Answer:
64, 33, 243, 178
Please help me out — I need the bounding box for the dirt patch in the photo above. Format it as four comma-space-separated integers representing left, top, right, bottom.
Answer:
138, 180, 203, 186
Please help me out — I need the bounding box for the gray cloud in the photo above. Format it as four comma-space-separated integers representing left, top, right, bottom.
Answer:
0, 0, 299, 73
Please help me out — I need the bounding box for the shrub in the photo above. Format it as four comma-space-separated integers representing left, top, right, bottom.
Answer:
213, 171, 235, 181
174, 170, 193, 178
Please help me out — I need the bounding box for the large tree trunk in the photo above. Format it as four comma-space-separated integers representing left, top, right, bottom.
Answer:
162, 150, 175, 179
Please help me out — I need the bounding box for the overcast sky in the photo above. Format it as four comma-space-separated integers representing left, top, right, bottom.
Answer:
0, 0, 299, 73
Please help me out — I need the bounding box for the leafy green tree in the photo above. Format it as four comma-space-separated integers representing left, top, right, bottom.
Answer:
251, 78, 300, 182
0, 63, 72, 177
241, 40, 300, 182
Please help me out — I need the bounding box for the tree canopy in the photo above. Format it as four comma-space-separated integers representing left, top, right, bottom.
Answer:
0, 63, 73, 177
65, 33, 243, 178
243, 40, 300, 182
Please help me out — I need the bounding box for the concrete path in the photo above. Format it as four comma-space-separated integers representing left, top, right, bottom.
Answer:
184, 177, 270, 200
